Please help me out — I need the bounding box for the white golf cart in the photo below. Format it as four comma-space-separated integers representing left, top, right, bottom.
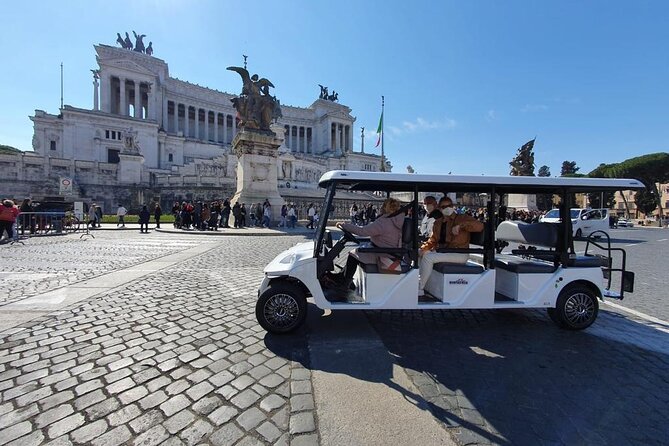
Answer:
256, 171, 644, 334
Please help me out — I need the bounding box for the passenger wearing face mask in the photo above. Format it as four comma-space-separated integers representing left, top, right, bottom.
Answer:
419, 196, 442, 240
418, 196, 484, 296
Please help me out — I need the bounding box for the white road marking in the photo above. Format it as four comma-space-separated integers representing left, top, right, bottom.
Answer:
602, 300, 669, 328
625, 243, 640, 247
657, 238, 668, 242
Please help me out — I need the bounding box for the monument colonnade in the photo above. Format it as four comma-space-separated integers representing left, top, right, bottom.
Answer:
97, 74, 154, 119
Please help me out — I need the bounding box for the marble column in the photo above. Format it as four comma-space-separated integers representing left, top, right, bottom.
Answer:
173, 103, 179, 134
223, 114, 228, 143
205, 110, 210, 141
232, 115, 236, 138
214, 113, 219, 143
195, 108, 200, 139
120, 79, 126, 116
134, 81, 141, 118
101, 75, 110, 112
162, 96, 168, 128
185, 106, 190, 137
93, 76, 99, 111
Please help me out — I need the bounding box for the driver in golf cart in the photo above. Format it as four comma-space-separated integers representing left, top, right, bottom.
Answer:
329, 197, 405, 290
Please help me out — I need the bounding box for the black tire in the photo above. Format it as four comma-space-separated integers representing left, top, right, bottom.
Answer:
575, 228, 582, 238
256, 282, 307, 334
552, 285, 599, 330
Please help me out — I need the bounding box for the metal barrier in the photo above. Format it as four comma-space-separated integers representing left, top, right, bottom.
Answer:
15, 212, 82, 237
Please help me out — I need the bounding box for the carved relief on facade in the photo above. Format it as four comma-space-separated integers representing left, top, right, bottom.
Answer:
196, 162, 227, 177
293, 166, 324, 183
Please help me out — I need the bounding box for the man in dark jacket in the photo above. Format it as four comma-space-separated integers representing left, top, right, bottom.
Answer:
139, 205, 150, 233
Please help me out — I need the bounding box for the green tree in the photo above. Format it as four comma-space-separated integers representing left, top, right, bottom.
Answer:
635, 189, 658, 216
536, 165, 553, 210
560, 161, 580, 176
587, 153, 669, 225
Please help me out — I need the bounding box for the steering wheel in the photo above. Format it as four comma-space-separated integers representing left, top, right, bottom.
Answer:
339, 226, 360, 244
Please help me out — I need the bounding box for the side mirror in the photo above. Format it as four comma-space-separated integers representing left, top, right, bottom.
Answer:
324, 230, 333, 248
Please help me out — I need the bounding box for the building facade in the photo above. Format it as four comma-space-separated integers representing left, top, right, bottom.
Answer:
2, 42, 388, 214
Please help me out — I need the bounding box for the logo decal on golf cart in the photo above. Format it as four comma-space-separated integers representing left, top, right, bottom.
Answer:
449, 278, 469, 285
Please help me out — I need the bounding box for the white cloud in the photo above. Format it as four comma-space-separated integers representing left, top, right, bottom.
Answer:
387, 116, 457, 136
486, 109, 497, 121
521, 104, 549, 113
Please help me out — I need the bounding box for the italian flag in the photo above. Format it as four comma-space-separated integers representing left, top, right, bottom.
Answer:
375, 111, 383, 147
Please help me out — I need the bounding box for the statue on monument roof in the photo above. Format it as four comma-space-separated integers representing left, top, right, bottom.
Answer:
227, 66, 281, 133
146, 42, 153, 56
124, 32, 133, 50
133, 31, 146, 53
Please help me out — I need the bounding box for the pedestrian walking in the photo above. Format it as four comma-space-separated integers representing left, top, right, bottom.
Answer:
154, 203, 162, 228
221, 199, 231, 228
307, 203, 316, 229
116, 204, 127, 227
287, 204, 296, 228
0, 199, 20, 242
139, 205, 150, 233
279, 204, 287, 228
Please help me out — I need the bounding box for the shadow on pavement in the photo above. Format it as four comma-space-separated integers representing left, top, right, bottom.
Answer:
266, 305, 669, 446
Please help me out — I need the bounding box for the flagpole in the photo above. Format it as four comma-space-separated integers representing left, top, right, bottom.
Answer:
380, 95, 385, 172
60, 62, 64, 110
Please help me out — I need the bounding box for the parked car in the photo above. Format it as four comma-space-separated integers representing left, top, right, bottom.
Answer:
617, 218, 634, 228
539, 208, 610, 238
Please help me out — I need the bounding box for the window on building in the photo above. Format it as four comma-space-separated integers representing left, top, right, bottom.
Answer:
105, 130, 122, 140
107, 149, 120, 164
50, 140, 56, 151
168, 153, 174, 162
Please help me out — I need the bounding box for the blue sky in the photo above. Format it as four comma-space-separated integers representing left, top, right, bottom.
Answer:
1, 0, 667, 176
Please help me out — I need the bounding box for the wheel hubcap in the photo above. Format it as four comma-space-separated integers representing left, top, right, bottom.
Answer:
564, 293, 595, 325
264, 293, 299, 329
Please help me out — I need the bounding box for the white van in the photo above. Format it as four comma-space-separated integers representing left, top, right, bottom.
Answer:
540, 208, 609, 238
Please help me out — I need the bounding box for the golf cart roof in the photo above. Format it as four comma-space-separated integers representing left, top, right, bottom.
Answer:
318, 171, 645, 194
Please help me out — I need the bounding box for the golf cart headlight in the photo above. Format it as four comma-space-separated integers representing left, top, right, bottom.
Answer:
280, 253, 297, 264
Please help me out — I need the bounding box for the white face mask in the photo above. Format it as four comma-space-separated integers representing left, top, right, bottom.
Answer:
442, 207, 455, 217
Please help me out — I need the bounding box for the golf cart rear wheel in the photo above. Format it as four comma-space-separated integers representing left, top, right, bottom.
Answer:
553, 285, 599, 330
256, 282, 307, 334
575, 229, 582, 238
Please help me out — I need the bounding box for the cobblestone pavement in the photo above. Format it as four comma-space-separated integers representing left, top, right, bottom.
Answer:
367, 307, 669, 445
0, 233, 317, 445
1, 231, 668, 445
0, 233, 206, 306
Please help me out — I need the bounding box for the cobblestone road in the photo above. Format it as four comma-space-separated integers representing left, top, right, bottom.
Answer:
0, 232, 316, 445
0, 234, 206, 306
0, 231, 667, 445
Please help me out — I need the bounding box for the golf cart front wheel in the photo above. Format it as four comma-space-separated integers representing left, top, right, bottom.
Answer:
256, 282, 307, 334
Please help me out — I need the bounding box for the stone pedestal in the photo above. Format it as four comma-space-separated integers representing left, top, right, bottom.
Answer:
230, 130, 285, 225
507, 194, 538, 211
118, 153, 144, 184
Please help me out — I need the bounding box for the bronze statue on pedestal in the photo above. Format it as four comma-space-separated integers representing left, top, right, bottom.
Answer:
227, 66, 282, 133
